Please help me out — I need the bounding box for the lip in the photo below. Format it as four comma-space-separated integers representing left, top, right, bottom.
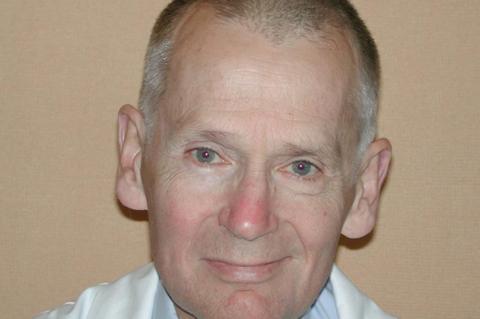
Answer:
204, 257, 289, 283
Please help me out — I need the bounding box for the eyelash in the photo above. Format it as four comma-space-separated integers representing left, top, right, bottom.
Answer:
283, 160, 322, 182
188, 147, 226, 166
186, 147, 323, 182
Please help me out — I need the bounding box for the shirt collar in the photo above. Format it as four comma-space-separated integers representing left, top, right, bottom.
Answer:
152, 278, 179, 319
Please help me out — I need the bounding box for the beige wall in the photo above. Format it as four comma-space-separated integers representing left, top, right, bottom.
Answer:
1, 1, 479, 318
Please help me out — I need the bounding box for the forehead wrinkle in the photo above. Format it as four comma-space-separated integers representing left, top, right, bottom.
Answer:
170, 17, 349, 100
165, 23, 353, 127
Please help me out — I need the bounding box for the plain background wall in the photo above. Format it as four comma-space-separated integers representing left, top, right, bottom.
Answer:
1, 1, 479, 318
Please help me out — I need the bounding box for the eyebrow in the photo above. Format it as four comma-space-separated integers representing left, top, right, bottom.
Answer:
175, 129, 240, 150
195, 130, 236, 143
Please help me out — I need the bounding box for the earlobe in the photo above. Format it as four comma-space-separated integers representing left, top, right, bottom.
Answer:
341, 138, 392, 239
116, 104, 148, 211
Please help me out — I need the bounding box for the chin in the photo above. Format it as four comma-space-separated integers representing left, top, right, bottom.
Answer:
188, 287, 305, 319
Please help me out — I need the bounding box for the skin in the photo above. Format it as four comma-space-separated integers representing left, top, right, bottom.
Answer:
116, 5, 392, 319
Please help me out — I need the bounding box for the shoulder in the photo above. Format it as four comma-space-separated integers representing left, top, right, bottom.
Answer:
330, 265, 397, 319
34, 263, 159, 319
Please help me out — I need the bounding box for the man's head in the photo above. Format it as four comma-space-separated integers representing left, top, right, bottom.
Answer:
116, 1, 391, 318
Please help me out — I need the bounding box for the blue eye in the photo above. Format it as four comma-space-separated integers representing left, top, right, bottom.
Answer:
291, 160, 314, 176
194, 147, 218, 164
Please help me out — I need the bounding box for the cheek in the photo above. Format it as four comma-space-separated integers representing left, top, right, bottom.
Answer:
164, 172, 229, 219
149, 173, 229, 259
274, 189, 345, 258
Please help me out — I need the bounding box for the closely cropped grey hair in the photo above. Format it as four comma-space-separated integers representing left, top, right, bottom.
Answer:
139, 0, 380, 156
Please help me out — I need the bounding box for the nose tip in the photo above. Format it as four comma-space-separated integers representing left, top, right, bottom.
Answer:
219, 206, 278, 241
219, 182, 278, 241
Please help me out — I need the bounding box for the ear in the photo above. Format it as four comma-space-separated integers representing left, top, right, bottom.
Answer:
341, 138, 392, 239
116, 104, 148, 210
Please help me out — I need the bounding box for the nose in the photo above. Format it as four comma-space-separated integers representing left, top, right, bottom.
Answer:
218, 174, 278, 241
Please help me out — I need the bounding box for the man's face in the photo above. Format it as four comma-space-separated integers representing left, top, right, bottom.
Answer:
142, 8, 358, 319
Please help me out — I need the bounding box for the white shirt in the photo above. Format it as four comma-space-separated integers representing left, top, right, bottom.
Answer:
35, 263, 396, 319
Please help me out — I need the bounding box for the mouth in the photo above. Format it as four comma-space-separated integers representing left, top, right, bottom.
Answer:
203, 257, 290, 284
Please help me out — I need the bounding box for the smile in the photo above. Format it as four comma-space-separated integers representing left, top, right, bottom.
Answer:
204, 257, 290, 284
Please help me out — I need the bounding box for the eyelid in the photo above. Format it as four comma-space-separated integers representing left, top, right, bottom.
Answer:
279, 159, 323, 180
187, 146, 230, 165
283, 158, 322, 171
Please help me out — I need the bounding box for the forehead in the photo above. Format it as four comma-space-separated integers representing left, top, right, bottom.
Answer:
159, 5, 356, 149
